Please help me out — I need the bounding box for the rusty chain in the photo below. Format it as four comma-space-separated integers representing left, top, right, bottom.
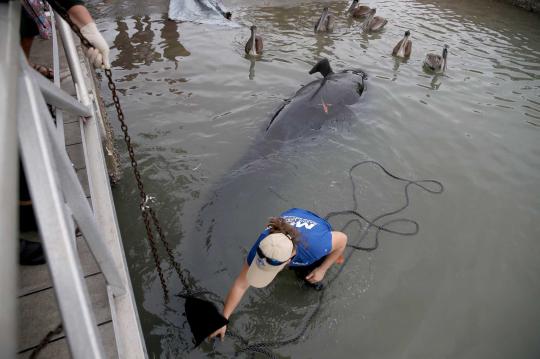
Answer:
27, 2, 201, 358
49, 0, 184, 300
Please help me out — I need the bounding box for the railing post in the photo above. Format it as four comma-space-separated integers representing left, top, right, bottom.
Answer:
56, 16, 148, 357
18, 55, 106, 359
0, 3, 21, 358
56, 14, 107, 138
50, 9, 66, 147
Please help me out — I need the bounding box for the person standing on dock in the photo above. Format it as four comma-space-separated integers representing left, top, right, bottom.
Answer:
209, 208, 347, 340
17, 0, 111, 265
20, 0, 111, 77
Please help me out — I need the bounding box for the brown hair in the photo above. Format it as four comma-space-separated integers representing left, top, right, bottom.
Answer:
267, 217, 300, 246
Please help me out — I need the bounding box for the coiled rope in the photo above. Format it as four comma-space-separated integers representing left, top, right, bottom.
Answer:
230, 160, 443, 358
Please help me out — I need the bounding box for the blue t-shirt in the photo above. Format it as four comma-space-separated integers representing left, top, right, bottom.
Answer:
247, 208, 333, 267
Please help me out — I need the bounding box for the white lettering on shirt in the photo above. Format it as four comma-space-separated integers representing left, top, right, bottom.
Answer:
283, 216, 317, 230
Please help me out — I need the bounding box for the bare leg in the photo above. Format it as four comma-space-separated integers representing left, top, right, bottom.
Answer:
21, 36, 34, 58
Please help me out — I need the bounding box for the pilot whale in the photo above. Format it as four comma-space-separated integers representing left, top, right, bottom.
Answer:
199, 58, 368, 201
189, 59, 369, 276
265, 58, 367, 142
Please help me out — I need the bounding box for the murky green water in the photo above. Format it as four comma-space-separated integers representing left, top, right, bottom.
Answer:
88, 0, 540, 357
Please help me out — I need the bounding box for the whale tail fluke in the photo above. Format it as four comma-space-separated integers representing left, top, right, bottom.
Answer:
309, 58, 334, 78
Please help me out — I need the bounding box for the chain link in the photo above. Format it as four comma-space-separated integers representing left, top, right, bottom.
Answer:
50, 0, 179, 301
102, 66, 172, 299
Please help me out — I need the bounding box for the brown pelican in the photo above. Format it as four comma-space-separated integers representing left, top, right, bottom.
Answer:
392, 30, 412, 58
314, 7, 335, 32
245, 25, 263, 56
423, 45, 448, 72
362, 8, 387, 32
347, 0, 371, 18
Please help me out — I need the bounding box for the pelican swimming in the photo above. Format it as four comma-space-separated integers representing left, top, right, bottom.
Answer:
245, 25, 263, 56
423, 45, 448, 72
362, 8, 387, 32
347, 0, 371, 18
314, 7, 335, 32
392, 30, 412, 58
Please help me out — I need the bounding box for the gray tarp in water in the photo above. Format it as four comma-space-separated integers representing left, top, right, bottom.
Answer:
168, 0, 234, 25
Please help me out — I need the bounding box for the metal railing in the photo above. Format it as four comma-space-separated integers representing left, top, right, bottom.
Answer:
1, 3, 147, 358
0, 3, 21, 359
54, 10, 147, 358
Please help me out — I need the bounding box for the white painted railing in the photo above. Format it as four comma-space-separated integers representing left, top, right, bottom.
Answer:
0, 3, 22, 358
0, 3, 147, 358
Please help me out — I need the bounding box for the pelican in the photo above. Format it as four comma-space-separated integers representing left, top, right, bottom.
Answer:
423, 45, 448, 72
245, 25, 263, 56
314, 7, 335, 32
362, 8, 387, 32
392, 30, 412, 58
347, 0, 371, 18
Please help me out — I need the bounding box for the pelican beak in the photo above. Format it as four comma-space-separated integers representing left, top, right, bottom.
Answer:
347, 1, 356, 13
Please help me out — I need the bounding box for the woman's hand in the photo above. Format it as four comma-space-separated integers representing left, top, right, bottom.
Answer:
209, 325, 227, 341
306, 267, 327, 283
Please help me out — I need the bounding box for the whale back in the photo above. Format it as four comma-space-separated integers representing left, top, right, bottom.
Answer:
265, 69, 367, 141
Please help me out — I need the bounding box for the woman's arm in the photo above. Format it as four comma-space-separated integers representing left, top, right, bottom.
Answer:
305, 231, 347, 283
223, 262, 250, 319
49, 1, 110, 68
66, 4, 93, 28
47, 1, 92, 27
209, 261, 251, 340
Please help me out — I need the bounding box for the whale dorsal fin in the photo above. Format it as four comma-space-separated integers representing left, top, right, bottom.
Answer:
309, 58, 334, 78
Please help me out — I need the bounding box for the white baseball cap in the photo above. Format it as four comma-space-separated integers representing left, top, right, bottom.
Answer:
247, 233, 294, 288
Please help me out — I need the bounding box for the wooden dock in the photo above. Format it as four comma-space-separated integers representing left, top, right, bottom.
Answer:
18, 121, 117, 358
16, 32, 139, 358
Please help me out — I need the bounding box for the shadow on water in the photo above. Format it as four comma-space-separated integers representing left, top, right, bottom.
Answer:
112, 16, 159, 69
160, 16, 191, 69
429, 73, 444, 90
112, 14, 191, 70
392, 56, 404, 71
246, 56, 256, 80
312, 32, 335, 59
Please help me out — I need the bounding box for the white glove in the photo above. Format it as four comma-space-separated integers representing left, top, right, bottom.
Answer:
80, 22, 110, 69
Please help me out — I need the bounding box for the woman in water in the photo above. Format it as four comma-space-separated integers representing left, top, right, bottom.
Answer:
209, 208, 347, 340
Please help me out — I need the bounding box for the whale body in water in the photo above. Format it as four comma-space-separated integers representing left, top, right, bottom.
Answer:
197, 58, 368, 210
190, 58, 369, 275
265, 58, 367, 142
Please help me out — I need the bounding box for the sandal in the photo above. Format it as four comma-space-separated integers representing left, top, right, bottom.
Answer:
19, 239, 46, 266
31, 63, 54, 80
